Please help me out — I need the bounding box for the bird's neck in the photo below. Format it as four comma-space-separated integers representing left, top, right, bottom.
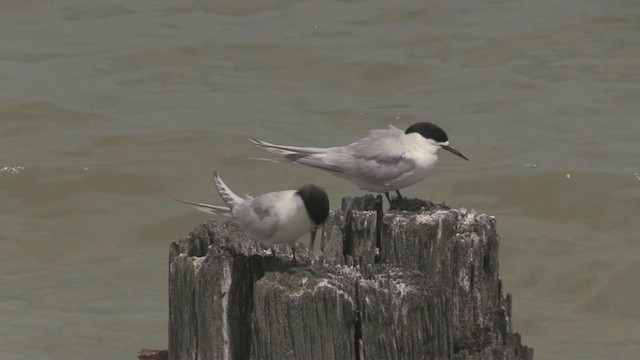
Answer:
405, 134, 440, 156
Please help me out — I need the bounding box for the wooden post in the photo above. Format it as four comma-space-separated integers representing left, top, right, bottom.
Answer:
153, 196, 533, 360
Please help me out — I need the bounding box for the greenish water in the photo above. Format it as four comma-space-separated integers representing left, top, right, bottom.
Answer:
1, 1, 639, 359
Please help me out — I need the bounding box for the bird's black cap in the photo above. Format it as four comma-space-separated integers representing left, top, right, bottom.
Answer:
296, 184, 330, 226
405, 122, 448, 143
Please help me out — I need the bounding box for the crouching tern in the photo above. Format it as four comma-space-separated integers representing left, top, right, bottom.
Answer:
250, 122, 469, 202
177, 172, 330, 249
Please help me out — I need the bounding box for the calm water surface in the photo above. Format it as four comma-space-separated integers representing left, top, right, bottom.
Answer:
1, 1, 639, 359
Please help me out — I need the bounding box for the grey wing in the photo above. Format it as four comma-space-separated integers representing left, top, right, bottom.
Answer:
344, 151, 416, 186
232, 193, 282, 241
325, 127, 417, 185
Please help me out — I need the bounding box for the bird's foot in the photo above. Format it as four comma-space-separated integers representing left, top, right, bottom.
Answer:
386, 190, 410, 209
385, 191, 404, 203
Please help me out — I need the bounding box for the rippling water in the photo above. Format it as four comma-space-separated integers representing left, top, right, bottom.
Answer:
1, 1, 639, 359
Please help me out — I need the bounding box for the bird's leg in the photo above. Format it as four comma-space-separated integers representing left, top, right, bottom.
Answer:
385, 191, 392, 203
292, 246, 298, 267
395, 190, 403, 201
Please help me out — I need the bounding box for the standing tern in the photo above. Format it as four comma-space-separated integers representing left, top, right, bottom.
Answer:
249, 122, 469, 202
177, 172, 330, 249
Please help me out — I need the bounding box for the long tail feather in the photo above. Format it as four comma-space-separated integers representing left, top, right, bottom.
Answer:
247, 157, 284, 164
175, 199, 232, 217
249, 137, 343, 173
249, 137, 329, 155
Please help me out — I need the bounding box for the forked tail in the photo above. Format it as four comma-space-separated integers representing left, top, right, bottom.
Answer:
175, 199, 232, 217
249, 137, 343, 173
176, 171, 245, 217
213, 171, 245, 209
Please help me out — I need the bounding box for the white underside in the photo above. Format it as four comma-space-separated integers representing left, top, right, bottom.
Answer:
343, 157, 438, 192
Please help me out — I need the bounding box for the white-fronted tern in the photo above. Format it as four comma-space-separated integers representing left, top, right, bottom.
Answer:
250, 122, 468, 202
177, 172, 330, 248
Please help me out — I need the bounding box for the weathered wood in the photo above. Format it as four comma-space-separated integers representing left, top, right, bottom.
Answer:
380, 208, 508, 353
251, 266, 359, 360
169, 222, 255, 360
156, 196, 533, 360
319, 210, 345, 265
168, 222, 317, 360
357, 267, 452, 360
342, 195, 383, 266
137, 349, 168, 360
321, 194, 382, 266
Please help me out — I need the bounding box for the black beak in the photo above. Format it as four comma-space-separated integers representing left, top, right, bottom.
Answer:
310, 228, 318, 250
441, 144, 469, 161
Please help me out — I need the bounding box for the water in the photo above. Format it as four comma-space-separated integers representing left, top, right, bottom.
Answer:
1, 1, 639, 359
